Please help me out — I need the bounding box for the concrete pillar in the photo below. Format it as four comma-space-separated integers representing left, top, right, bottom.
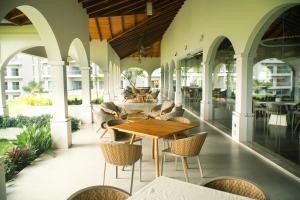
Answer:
80, 67, 92, 123
49, 60, 72, 149
0, 69, 8, 116
103, 69, 110, 101
160, 66, 165, 102
175, 61, 182, 105
201, 61, 213, 120
0, 157, 6, 200
164, 65, 169, 99
147, 74, 151, 88
231, 53, 254, 142
168, 64, 175, 100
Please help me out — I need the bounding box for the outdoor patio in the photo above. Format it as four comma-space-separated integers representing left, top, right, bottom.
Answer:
4, 109, 300, 200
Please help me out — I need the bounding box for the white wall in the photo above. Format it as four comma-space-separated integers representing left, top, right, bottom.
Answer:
161, 0, 300, 64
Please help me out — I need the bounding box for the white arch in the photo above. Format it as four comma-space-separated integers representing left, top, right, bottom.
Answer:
245, 3, 300, 57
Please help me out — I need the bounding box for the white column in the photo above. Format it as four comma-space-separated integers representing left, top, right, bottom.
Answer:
49, 60, 72, 149
147, 74, 151, 87
80, 67, 92, 123
160, 66, 165, 102
175, 60, 182, 105
231, 53, 254, 142
164, 65, 169, 99
103, 69, 110, 101
201, 61, 213, 120
0, 69, 8, 116
0, 157, 6, 200
168, 64, 175, 100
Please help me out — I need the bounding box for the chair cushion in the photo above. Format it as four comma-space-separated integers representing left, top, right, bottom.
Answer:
161, 101, 175, 113
148, 111, 161, 118
101, 102, 118, 112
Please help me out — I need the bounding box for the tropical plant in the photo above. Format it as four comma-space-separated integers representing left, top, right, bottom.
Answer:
71, 118, 81, 132
22, 81, 43, 95
20, 95, 52, 106
4, 147, 34, 180
121, 68, 145, 88
15, 125, 52, 156
68, 98, 82, 105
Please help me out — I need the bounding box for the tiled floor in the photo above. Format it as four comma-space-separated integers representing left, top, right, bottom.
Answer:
5, 105, 300, 200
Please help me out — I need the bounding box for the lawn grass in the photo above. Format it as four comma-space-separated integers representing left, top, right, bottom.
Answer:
0, 139, 14, 156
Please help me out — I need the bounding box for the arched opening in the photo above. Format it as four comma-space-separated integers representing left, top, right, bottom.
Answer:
211, 38, 236, 133
121, 67, 149, 89
180, 53, 203, 115
151, 68, 161, 89
249, 5, 300, 166
90, 61, 104, 100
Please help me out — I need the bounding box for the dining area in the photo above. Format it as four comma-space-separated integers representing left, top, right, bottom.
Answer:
61, 100, 289, 200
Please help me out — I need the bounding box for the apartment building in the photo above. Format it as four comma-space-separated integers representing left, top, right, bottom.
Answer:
5, 53, 103, 99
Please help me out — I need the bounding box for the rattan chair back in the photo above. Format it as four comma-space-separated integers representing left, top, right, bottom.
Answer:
67, 185, 129, 200
100, 142, 142, 166
170, 132, 207, 156
203, 177, 268, 200
169, 117, 191, 124
107, 119, 132, 141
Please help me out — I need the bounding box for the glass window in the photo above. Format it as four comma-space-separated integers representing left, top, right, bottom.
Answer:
12, 82, 20, 90
181, 55, 202, 115
72, 81, 82, 90
71, 66, 81, 75
5, 82, 8, 90
11, 68, 19, 76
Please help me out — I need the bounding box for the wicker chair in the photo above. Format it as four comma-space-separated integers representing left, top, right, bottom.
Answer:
163, 117, 191, 144
107, 119, 142, 143
100, 142, 142, 195
203, 177, 268, 200
147, 100, 175, 119
67, 185, 129, 200
93, 102, 128, 138
161, 132, 207, 182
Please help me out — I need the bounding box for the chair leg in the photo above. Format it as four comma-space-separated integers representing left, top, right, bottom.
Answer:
197, 156, 204, 177
103, 162, 106, 185
130, 164, 135, 195
96, 127, 102, 133
161, 153, 165, 176
175, 157, 178, 171
139, 156, 142, 182
181, 157, 189, 182
100, 129, 108, 138
116, 166, 118, 179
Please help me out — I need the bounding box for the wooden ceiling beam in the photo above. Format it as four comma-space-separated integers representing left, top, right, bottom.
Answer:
108, 16, 113, 38
121, 15, 125, 32
95, 17, 103, 40
88, 0, 137, 16
89, 1, 145, 17
109, 3, 181, 43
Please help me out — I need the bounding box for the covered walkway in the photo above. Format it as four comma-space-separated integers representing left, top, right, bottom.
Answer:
5, 112, 300, 200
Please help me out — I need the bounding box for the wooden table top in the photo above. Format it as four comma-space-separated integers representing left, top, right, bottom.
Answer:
111, 119, 197, 139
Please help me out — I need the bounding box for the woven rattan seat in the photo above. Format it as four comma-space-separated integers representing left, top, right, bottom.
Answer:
67, 185, 129, 200
203, 177, 268, 200
100, 142, 142, 195
161, 132, 207, 182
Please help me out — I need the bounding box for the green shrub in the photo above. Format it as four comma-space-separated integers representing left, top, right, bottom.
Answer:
68, 98, 82, 105
71, 118, 81, 132
91, 97, 103, 104
4, 147, 34, 180
20, 95, 52, 106
0, 139, 15, 156
15, 125, 52, 156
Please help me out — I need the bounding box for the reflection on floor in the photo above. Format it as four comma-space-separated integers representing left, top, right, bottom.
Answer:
212, 99, 234, 132
253, 115, 300, 167
183, 97, 201, 116
5, 105, 300, 200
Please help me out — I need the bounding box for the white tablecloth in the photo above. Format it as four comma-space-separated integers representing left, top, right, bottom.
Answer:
128, 176, 253, 200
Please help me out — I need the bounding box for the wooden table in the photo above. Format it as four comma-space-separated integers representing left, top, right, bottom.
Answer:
111, 119, 196, 177
127, 176, 253, 200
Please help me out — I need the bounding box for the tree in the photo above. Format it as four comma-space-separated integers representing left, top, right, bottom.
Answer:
22, 81, 42, 96
121, 68, 145, 88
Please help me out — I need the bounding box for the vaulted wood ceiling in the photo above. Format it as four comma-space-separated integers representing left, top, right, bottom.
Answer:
79, 0, 186, 58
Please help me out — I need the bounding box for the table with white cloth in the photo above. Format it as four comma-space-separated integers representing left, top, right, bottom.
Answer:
127, 176, 253, 200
